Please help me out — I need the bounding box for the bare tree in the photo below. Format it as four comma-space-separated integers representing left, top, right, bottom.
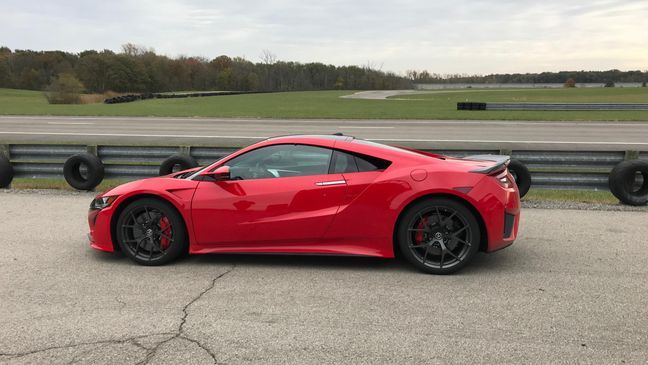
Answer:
363, 60, 383, 71
260, 49, 277, 65
121, 43, 153, 57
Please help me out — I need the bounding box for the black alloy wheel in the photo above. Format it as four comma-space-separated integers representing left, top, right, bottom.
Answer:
398, 198, 480, 274
116, 198, 187, 265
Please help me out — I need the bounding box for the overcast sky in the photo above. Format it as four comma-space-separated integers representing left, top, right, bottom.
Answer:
1, 0, 646, 75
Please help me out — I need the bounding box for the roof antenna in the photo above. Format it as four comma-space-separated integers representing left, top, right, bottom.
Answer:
333, 132, 344, 136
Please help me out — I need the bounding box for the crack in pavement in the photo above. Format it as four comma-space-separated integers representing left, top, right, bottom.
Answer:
1, 265, 236, 364
0, 332, 176, 360
137, 265, 237, 365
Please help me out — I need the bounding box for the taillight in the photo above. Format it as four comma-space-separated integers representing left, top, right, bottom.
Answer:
493, 170, 512, 188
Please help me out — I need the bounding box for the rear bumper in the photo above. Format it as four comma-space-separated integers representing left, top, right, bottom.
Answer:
469, 176, 521, 253
487, 188, 520, 252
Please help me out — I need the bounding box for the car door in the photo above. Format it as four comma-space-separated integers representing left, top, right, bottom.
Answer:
191, 144, 347, 247
323, 149, 394, 244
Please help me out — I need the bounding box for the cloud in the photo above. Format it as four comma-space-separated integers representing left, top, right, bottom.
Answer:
0, 0, 646, 74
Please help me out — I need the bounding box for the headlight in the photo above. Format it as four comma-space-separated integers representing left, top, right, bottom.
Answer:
90, 195, 118, 210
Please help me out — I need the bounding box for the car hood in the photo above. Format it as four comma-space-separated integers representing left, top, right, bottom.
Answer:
101, 176, 200, 197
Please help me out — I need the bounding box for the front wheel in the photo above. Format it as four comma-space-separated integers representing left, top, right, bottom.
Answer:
397, 198, 481, 274
115, 198, 188, 266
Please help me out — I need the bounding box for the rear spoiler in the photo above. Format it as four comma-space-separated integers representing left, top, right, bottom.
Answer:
464, 154, 510, 174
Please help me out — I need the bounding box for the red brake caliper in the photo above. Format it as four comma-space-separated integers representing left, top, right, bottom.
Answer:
159, 216, 172, 249
415, 216, 427, 244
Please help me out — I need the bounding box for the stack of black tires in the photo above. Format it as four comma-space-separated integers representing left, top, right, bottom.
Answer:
158, 155, 198, 176
63, 153, 105, 190
58, 153, 199, 190
508, 159, 531, 199
103, 91, 263, 104
608, 160, 648, 206
0, 155, 13, 188
457, 102, 487, 110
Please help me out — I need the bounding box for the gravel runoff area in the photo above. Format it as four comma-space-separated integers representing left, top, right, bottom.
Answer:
1, 190, 648, 364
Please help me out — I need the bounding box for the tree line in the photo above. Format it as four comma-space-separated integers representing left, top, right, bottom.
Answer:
1, 44, 646, 94
406, 69, 648, 84
0, 44, 411, 93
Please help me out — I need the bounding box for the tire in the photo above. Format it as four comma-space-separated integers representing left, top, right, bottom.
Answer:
609, 160, 648, 206
116, 198, 188, 266
396, 197, 481, 274
508, 159, 531, 198
0, 155, 14, 188
63, 153, 104, 191
159, 155, 198, 176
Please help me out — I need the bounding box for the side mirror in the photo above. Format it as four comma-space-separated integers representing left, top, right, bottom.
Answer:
200, 165, 231, 181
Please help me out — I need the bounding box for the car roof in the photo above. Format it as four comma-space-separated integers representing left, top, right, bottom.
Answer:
262, 134, 433, 162
265, 134, 354, 143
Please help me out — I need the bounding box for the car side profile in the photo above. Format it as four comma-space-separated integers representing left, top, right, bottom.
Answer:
88, 134, 520, 274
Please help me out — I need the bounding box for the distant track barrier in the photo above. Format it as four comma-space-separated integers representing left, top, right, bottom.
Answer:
104, 91, 268, 104
457, 102, 648, 111
2, 143, 648, 205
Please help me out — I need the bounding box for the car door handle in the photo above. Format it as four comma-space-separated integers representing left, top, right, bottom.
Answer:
315, 180, 346, 186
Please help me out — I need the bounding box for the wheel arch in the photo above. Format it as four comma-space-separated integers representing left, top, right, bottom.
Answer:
109, 193, 189, 252
392, 193, 489, 257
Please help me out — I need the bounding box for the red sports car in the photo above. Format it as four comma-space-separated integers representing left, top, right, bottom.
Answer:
88, 134, 520, 274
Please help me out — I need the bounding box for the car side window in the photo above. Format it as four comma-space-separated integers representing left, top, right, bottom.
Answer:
331, 150, 359, 173
331, 150, 391, 173
225, 144, 333, 180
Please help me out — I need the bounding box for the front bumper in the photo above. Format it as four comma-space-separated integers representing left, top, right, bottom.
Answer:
88, 207, 115, 252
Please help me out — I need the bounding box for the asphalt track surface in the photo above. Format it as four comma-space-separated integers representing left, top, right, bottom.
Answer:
1, 190, 648, 364
1, 116, 648, 151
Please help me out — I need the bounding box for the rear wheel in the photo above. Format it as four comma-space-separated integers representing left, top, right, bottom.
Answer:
116, 198, 187, 266
397, 198, 480, 274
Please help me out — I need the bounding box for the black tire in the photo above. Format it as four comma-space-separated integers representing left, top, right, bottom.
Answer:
396, 198, 481, 274
63, 153, 104, 191
508, 159, 531, 198
0, 155, 14, 188
116, 198, 188, 266
609, 160, 648, 206
159, 155, 198, 176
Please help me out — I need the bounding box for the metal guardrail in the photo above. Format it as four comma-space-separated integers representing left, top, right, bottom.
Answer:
457, 102, 648, 111
2, 143, 646, 191
487, 103, 648, 111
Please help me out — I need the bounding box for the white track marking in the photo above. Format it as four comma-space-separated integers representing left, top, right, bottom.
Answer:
337, 126, 394, 129
0, 131, 268, 139
369, 138, 648, 145
1, 116, 647, 127
47, 122, 95, 125
1, 130, 648, 146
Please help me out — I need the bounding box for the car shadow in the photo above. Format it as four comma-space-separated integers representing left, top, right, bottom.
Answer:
183, 249, 520, 275
89, 246, 521, 275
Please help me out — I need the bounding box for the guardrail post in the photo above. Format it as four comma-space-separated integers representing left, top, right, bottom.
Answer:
86, 145, 98, 156
0, 144, 9, 159
624, 150, 639, 161
179, 146, 191, 156
499, 148, 512, 156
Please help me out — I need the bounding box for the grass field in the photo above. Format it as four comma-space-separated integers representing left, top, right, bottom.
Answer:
1, 87, 648, 120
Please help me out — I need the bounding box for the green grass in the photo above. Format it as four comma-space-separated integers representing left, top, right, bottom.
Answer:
524, 189, 618, 204
1, 87, 648, 120
7, 177, 620, 204
9, 178, 130, 192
